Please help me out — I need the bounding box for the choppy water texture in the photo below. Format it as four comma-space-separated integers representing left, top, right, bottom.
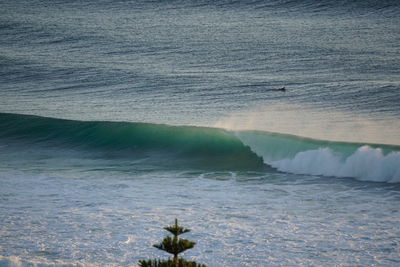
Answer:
1, 0, 400, 266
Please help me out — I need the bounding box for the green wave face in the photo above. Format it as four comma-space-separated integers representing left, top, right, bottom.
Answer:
0, 113, 265, 171
2, 113, 399, 181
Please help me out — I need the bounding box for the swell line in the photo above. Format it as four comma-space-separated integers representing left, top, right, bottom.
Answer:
1, 112, 400, 182
0, 112, 265, 171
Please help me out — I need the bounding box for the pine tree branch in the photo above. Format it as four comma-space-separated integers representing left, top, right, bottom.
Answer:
153, 236, 196, 255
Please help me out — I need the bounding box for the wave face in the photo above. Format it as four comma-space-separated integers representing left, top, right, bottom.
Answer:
0, 113, 265, 171
1, 113, 400, 182
237, 131, 400, 183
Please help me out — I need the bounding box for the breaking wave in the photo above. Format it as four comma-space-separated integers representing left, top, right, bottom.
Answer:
270, 146, 400, 183
237, 131, 400, 183
1, 113, 399, 182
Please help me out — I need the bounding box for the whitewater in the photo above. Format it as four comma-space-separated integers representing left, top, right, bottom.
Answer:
236, 131, 400, 183
1, 0, 400, 266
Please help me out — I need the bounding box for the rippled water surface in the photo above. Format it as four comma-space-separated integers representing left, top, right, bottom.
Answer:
2, 167, 400, 266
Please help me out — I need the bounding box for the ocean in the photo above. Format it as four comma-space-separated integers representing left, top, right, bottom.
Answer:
1, 0, 400, 266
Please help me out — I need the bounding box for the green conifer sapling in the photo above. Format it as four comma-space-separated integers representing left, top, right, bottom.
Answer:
139, 219, 207, 267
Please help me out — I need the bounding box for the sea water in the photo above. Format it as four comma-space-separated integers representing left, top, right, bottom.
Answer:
1, 0, 400, 266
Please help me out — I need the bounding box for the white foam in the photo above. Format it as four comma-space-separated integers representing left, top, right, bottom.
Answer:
268, 146, 400, 183
0, 256, 82, 267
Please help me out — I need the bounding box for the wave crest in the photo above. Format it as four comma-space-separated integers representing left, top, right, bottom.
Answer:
0, 113, 265, 171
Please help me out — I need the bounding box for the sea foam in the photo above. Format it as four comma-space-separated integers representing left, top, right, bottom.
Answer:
269, 146, 400, 183
236, 131, 400, 183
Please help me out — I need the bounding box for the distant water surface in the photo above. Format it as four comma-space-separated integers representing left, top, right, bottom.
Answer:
1, 0, 399, 143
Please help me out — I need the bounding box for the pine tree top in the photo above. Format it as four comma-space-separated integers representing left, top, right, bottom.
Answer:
164, 219, 191, 236
139, 219, 207, 267
153, 236, 196, 256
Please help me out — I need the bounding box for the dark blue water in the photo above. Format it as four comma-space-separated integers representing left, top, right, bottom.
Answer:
1, 1, 400, 266
1, 0, 399, 136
